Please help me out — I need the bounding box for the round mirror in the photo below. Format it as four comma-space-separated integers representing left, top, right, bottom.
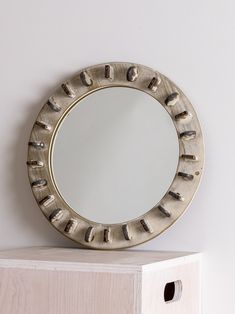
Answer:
27, 62, 204, 249
52, 87, 179, 224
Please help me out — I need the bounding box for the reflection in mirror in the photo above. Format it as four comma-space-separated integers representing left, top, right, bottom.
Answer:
52, 87, 179, 224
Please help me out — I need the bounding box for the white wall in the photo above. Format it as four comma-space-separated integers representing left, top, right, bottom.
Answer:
0, 0, 234, 313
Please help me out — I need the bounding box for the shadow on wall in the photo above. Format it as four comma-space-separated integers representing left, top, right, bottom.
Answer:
8, 74, 80, 248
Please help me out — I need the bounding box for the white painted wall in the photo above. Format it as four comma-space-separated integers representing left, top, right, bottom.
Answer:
0, 0, 234, 313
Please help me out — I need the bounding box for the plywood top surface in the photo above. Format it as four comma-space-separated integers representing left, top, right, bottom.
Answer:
0, 247, 201, 272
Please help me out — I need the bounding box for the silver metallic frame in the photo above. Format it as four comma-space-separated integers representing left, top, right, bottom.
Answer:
27, 62, 204, 249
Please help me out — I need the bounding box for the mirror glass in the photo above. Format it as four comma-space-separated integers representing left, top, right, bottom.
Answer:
52, 87, 179, 224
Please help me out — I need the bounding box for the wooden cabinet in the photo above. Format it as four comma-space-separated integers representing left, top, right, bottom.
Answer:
0, 247, 201, 314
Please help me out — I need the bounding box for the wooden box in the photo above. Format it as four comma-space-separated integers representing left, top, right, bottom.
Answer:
0, 247, 201, 314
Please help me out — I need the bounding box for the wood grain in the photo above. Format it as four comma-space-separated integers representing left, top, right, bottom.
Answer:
0, 247, 201, 314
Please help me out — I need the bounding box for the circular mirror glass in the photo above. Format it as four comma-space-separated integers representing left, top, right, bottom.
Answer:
52, 87, 179, 224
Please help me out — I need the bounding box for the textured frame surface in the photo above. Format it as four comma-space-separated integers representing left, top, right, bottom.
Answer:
27, 62, 204, 249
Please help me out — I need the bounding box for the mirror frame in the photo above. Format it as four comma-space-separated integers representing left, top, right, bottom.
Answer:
27, 62, 204, 249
